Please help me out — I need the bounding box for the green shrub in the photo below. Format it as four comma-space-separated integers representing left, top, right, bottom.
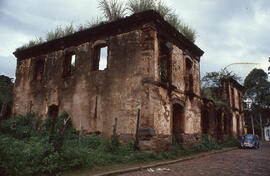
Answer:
192, 134, 222, 153
0, 115, 225, 176
223, 136, 239, 148
0, 134, 57, 176
0, 113, 40, 139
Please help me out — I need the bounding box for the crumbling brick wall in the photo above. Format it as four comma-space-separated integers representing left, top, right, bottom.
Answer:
13, 30, 146, 142
201, 79, 245, 141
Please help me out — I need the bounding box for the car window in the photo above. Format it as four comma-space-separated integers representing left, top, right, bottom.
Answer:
245, 136, 253, 140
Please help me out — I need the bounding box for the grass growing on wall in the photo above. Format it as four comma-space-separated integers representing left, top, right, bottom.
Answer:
16, 0, 197, 52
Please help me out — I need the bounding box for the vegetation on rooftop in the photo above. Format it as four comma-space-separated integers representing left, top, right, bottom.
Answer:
127, 0, 196, 42
99, 0, 126, 21
201, 69, 241, 107
16, 0, 197, 52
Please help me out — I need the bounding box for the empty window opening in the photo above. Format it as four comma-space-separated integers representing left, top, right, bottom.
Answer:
185, 57, 193, 72
93, 44, 108, 71
63, 53, 76, 77
71, 54, 76, 71
238, 91, 242, 111
202, 110, 209, 134
189, 74, 193, 92
173, 104, 184, 144
231, 88, 235, 108
236, 116, 240, 136
158, 41, 170, 83
33, 59, 44, 81
184, 57, 193, 93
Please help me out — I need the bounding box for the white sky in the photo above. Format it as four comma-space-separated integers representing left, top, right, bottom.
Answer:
0, 0, 269, 82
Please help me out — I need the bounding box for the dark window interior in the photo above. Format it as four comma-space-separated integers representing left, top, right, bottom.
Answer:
48, 105, 59, 119
238, 91, 242, 111
185, 57, 193, 93
173, 103, 184, 143
33, 59, 44, 81
202, 110, 209, 134
158, 42, 170, 83
63, 53, 76, 77
186, 58, 192, 71
231, 88, 235, 108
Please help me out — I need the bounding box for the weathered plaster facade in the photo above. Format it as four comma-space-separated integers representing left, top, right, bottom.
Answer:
222, 78, 245, 138
201, 78, 245, 140
13, 11, 204, 151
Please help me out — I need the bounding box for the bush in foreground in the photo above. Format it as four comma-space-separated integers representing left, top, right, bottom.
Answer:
0, 115, 224, 176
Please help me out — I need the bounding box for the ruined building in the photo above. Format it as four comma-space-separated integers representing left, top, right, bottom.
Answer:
13, 11, 204, 151
201, 78, 245, 140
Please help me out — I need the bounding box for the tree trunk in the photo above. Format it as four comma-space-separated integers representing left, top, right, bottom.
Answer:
259, 113, 264, 141
58, 117, 71, 148
251, 114, 255, 135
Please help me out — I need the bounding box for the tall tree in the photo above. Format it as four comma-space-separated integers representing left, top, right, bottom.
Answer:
244, 68, 270, 106
201, 69, 240, 106
244, 68, 270, 138
201, 68, 241, 88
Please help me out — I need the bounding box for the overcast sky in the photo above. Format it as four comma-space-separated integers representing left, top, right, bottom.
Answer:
0, 0, 269, 82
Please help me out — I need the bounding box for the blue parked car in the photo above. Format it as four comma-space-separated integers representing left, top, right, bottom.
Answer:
240, 134, 260, 149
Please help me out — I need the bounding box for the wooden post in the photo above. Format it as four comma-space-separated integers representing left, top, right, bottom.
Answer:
134, 109, 141, 150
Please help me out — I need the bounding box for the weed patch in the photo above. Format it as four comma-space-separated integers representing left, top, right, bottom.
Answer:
0, 115, 224, 176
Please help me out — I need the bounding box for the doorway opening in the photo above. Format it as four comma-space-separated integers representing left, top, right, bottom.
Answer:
172, 104, 184, 143
48, 105, 59, 119
202, 109, 209, 134
236, 115, 240, 136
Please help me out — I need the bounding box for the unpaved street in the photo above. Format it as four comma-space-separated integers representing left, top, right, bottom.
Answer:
119, 143, 270, 176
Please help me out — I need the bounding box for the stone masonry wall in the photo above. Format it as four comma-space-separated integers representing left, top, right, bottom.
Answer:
13, 29, 148, 143
13, 24, 202, 151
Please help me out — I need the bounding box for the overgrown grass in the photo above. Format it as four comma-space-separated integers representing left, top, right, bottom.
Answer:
222, 136, 239, 148
0, 115, 228, 176
192, 134, 222, 152
98, 0, 126, 21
